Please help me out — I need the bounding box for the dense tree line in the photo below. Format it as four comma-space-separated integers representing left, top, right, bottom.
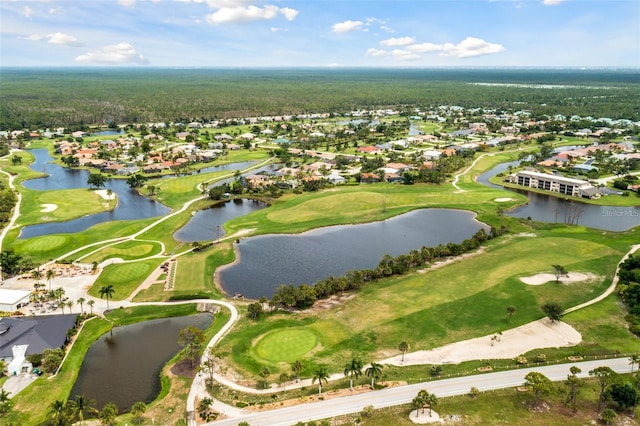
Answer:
270, 227, 506, 309
2, 68, 639, 129
617, 254, 640, 336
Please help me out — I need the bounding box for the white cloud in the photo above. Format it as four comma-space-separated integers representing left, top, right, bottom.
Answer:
270, 27, 287, 32
379, 25, 395, 34
365, 48, 388, 57
380, 37, 415, 47
406, 42, 443, 53
280, 7, 298, 21
392, 49, 420, 61
332, 20, 363, 33
24, 34, 44, 41
23, 6, 33, 18
118, 0, 137, 8
543, 0, 566, 5
47, 32, 83, 47
75, 42, 149, 65
441, 37, 505, 58
206, 5, 297, 24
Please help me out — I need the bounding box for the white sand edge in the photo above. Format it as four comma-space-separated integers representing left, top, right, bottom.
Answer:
494, 197, 514, 202
410, 409, 442, 424
40, 203, 58, 213
520, 272, 598, 286
95, 189, 116, 200
381, 318, 581, 366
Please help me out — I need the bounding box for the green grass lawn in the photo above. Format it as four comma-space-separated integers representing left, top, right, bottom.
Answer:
89, 258, 163, 300
173, 242, 233, 296
17, 188, 116, 226
80, 240, 163, 264
254, 328, 319, 363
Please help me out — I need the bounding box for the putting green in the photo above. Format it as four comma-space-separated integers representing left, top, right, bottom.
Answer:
255, 328, 318, 363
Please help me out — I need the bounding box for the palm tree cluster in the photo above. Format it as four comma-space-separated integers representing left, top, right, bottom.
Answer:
270, 228, 505, 310
412, 389, 438, 418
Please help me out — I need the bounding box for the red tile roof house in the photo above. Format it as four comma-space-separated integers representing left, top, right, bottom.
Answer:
357, 146, 381, 155
360, 172, 381, 183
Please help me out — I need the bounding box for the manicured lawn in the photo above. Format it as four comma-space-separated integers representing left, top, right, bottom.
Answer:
173, 242, 233, 296
255, 328, 319, 363
89, 258, 163, 300
17, 188, 116, 226
81, 240, 163, 263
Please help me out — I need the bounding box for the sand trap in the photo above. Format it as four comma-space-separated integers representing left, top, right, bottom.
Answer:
380, 319, 581, 366
40, 204, 58, 213
519, 272, 598, 286
410, 410, 441, 424
494, 197, 514, 202
95, 189, 116, 200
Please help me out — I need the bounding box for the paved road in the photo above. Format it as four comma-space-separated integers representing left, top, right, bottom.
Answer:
207, 358, 632, 426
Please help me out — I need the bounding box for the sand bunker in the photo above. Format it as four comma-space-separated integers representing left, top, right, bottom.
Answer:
519, 272, 598, 286
40, 204, 58, 213
494, 197, 514, 202
95, 189, 116, 200
380, 319, 581, 366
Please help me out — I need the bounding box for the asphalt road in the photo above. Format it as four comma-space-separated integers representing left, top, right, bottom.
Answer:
207, 357, 632, 426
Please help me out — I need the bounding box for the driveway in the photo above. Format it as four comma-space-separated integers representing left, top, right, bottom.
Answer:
2, 373, 39, 398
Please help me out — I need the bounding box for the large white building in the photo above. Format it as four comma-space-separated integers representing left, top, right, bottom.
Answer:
0, 289, 31, 312
513, 170, 597, 198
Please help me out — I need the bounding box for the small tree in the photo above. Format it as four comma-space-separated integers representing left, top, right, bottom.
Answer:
590, 366, 618, 413
130, 401, 147, 424
365, 362, 384, 388
0, 389, 14, 417
291, 360, 303, 383
507, 305, 516, 322
600, 408, 616, 426
259, 366, 271, 389
552, 264, 568, 283
312, 366, 329, 396
247, 302, 263, 320
564, 366, 583, 413
178, 326, 206, 368
524, 371, 553, 408
541, 302, 563, 322
398, 341, 409, 362
99, 402, 118, 425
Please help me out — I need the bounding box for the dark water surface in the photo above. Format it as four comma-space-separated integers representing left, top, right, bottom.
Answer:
70, 313, 213, 411
218, 209, 489, 299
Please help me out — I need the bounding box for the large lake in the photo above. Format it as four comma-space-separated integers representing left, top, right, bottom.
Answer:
70, 313, 213, 411
218, 208, 489, 299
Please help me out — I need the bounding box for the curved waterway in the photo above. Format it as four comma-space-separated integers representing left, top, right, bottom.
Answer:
218, 208, 489, 299
476, 160, 640, 231
70, 313, 213, 411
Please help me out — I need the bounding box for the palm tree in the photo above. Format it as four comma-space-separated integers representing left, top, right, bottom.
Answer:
426, 392, 438, 417
77, 297, 86, 315
31, 268, 43, 283
0, 389, 13, 416
507, 305, 516, 322
344, 358, 363, 390
66, 300, 73, 314
67, 394, 95, 425
291, 360, 303, 383
130, 401, 146, 422
365, 362, 384, 389
46, 268, 55, 292
99, 285, 115, 311
48, 399, 69, 426
87, 300, 95, 315
312, 366, 329, 396
398, 341, 409, 362
259, 366, 270, 389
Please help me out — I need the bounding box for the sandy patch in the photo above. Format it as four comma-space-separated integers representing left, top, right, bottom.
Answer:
40, 203, 58, 213
519, 272, 598, 286
380, 319, 581, 366
409, 410, 442, 424
494, 197, 514, 202
95, 189, 116, 200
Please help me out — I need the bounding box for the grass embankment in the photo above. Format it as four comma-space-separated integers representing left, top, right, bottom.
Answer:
80, 240, 163, 264
6, 304, 203, 425
217, 226, 640, 386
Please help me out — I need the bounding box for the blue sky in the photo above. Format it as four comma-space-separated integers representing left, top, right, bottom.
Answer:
1, 0, 638, 67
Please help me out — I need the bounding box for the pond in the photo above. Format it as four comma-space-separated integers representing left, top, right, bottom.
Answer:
20, 149, 171, 239
476, 160, 640, 231
217, 208, 489, 299
70, 313, 213, 412
174, 199, 267, 242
